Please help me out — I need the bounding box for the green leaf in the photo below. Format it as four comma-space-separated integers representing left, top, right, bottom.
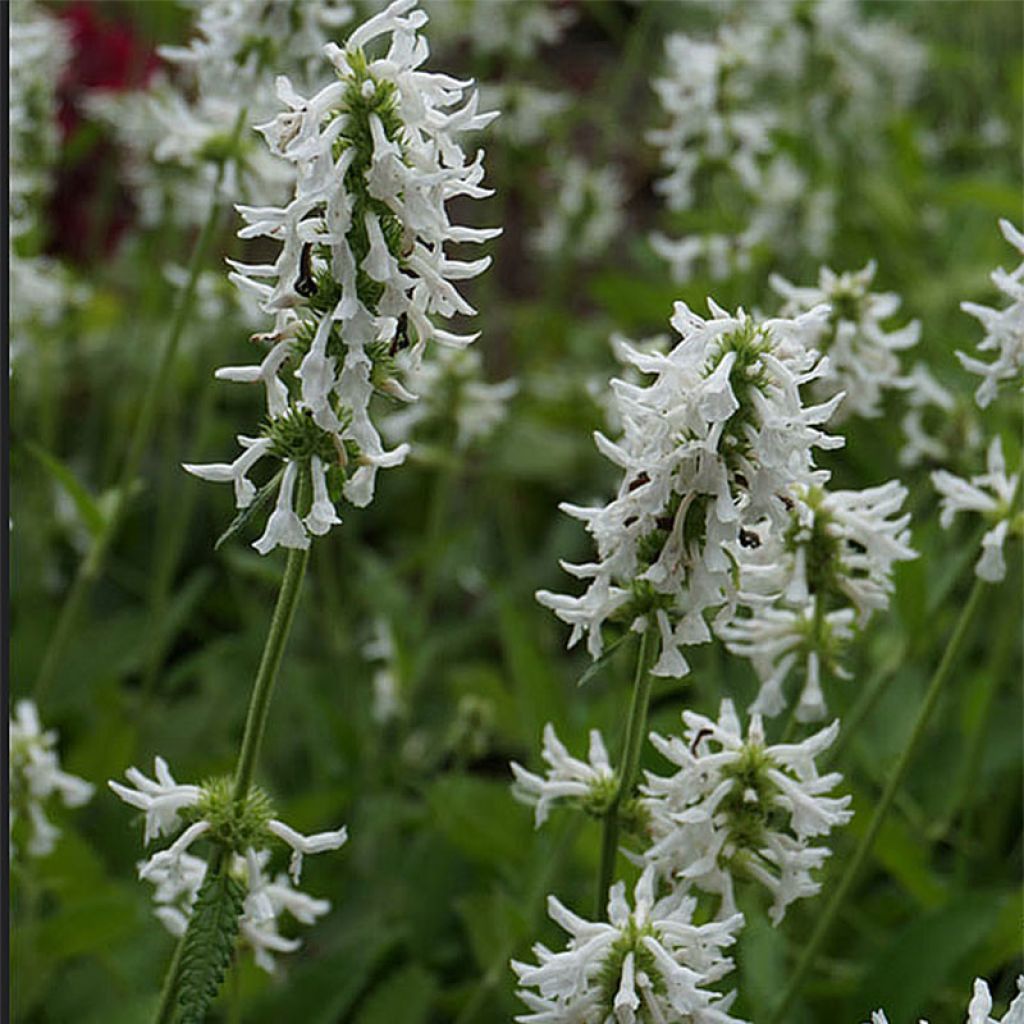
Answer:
177, 866, 246, 1024
214, 468, 283, 551
25, 441, 106, 539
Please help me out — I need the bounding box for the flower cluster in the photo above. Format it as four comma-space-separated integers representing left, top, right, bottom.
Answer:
642, 700, 852, 924
649, 2, 924, 282
932, 436, 1021, 584
511, 724, 617, 828
184, 0, 499, 553
957, 219, 1024, 408
531, 155, 627, 262
866, 975, 1024, 1024
89, 0, 354, 227
537, 299, 843, 679
897, 362, 981, 470
109, 757, 347, 972
771, 262, 920, 421
9, 700, 94, 858
719, 480, 916, 721
512, 865, 746, 1024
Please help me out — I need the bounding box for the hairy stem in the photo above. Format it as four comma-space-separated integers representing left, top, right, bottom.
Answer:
596, 629, 652, 918
767, 575, 987, 1024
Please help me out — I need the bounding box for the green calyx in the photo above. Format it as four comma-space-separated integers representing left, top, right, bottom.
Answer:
262, 405, 351, 464
597, 920, 664, 1013
580, 774, 621, 819
706, 318, 773, 471
187, 776, 275, 854
783, 487, 847, 605
718, 743, 788, 851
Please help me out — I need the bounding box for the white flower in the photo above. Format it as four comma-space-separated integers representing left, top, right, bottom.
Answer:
266, 818, 348, 884
189, 0, 499, 550
896, 363, 982, 470
9, 700, 94, 857
108, 756, 203, 844
113, 755, 346, 972
771, 262, 920, 421
642, 699, 852, 925
957, 219, 1024, 408
510, 724, 616, 828
866, 975, 1024, 1024
512, 865, 746, 1024
537, 300, 843, 678
932, 435, 1020, 583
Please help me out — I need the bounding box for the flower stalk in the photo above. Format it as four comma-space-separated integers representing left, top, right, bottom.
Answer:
596, 628, 652, 918
767, 574, 987, 1024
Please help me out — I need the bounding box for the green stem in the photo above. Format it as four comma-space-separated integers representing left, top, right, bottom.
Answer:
33, 169, 234, 705
767, 575, 987, 1024
596, 629, 653, 918
153, 933, 186, 1024
231, 476, 312, 804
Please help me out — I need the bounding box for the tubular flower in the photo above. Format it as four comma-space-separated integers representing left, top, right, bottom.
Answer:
512, 865, 746, 1024
957, 219, 1024, 408
511, 724, 617, 828
184, 0, 499, 552
109, 760, 346, 972
771, 262, 920, 421
720, 479, 917, 721
9, 700, 94, 858
641, 700, 852, 925
866, 975, 1024, 1024
536, 299, 843, 680
932, 435, 1021, 584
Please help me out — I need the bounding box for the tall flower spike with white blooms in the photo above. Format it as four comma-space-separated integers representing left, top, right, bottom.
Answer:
537, 299, 844, 679
9, 700, 94, 858
511, 723, 617, 828
641, 699, 852, 925
719, 479, 917, 721
957, 219, 1024, 408
866, 975, 1024, 1024
771, 262, 920, 421
184, 0, 499, 553
109, 759, 346, 971
512, 864, 746, 1024
932, 435, 1021, 584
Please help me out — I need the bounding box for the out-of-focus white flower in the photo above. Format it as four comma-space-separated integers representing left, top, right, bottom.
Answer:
932, 436, 1021, 583
381, 345, 517, 450
531, 155, 627, 261
511, 724, 616, 827
512, 865, 746, 1024
9, 700, 94, 857
363, 617, 404, 724
111, 756, 346, 972
866, 975, 1024, 1024
771, 262, 920, 420
957, 219, 1024, 408
896, 363, 982, 470
537, 300, 843, 679
642, 699, 852, 925
424, 0, 574, 61
477, 82, 568, 147
186, 0, 500, 552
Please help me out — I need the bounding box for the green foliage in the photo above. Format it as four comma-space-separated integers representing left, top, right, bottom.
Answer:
177, 867, 247, 1024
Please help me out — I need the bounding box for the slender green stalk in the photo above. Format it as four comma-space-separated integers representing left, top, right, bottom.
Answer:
767, 575, 987, 1024
33, 191, 230, 705
596, 629, 653, 918
33, 113, 248, 705
231, 534, 311, 805
153, 932, 186, 1024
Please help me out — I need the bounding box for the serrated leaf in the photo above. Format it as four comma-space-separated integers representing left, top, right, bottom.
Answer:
177, 868, 245, 1024
214, 468, 283, 551
25, 441, 106, 538
576, 632, 631, 687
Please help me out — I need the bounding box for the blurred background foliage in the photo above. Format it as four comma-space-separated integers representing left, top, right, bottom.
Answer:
8, 1, 1023, 1022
